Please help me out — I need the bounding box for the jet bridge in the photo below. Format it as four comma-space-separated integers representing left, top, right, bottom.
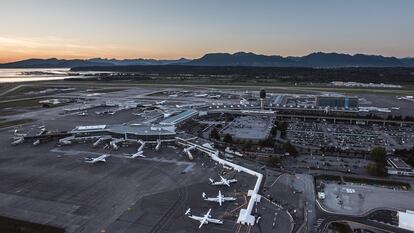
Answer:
175, 137, 263, 226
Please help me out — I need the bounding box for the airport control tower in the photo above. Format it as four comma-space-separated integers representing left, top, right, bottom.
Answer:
259, 89, 266, 109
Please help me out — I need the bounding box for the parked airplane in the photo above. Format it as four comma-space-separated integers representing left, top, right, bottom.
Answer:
202, 190, 236, 206
125, 150, 145, 158
37, 128, 47, 136
11, 137, 24, 146
185, 208, 223, 229
13, 129, 26, 138
110, 138, 124, 150
84, 154, 110, 163
33, 139, 40, 146
209, 176, 237, 187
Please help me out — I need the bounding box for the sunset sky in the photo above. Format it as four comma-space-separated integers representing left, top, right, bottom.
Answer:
1, 0, 413, 63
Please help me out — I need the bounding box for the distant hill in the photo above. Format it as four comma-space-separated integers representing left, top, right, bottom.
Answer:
188, 52, 406, 67
298, 52, 404, 67
0, 58, 112, 68
88, 57, 190, 66
0, 52, 413, 68
187, 52, 296, 67
401, 58, 414, 67
0, 58, 190, 68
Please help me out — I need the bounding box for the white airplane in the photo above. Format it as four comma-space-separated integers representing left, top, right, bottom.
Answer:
110, 138, 124, 150
125, 150, 145, 158
13, 129, 26, 138
11, 137, 24, 146
37, 128, 47, 136
33, 139, 40, 146
185, 208, 223, 229
202, 190, 236, 206
209, 176, 237, 187
84, 154, 110, 163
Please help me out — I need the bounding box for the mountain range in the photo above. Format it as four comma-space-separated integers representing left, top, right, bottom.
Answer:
1, 52, 413, 68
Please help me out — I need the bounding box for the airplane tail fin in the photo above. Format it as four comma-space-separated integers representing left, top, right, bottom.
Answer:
202, 192, 206, 199
209, 178, 214, 184
185, 208, 191, 216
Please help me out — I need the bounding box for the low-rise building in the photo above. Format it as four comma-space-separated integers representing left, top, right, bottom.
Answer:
387, 158, 414, 176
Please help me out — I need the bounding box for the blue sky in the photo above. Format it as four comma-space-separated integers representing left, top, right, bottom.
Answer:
0, 0, 413, 62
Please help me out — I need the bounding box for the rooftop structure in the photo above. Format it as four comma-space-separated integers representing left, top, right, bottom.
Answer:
159, 109, 198, 125
387, 158, 414, 176
388, 158, 412, 170
331, 81, 402, 89
71, 124, 176, 140
221, 116, 274, 141
316, 94, 359, 108
398, 210, 414, 231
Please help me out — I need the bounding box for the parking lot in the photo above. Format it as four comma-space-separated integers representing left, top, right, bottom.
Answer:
221, 116, 274, 141
287, 119, 414, 152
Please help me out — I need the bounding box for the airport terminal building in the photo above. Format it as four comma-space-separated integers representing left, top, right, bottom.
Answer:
71, 124, 176, 141
316, 95, 359, 108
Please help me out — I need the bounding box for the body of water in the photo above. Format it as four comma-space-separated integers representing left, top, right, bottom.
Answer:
0, 68, 75, 83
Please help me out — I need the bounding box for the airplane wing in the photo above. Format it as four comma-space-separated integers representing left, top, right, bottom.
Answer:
198, 209, 211, 228
198, 219, 207, 229
205, 209, 211, 217
97, 155, 109, 161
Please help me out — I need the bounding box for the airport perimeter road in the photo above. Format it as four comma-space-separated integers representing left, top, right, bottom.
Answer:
315, 212, 413, 233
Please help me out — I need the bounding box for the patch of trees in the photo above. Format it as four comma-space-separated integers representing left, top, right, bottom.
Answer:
267, 155, 281, 167
370, 147, 387, 163
367, 147, 388, 177
223, 134, 233, 143
283, 142, 298, 157
210, 127, 220, 140
71, 66, 414, 85
276, 121, 288, 138
328, 222, 353, 233
367, 163, 388, 177
394, 147, 414, 157
387, 115, 414, 122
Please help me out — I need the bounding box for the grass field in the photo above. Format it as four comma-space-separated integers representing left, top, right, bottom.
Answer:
35, 80, 414, 96
0, 119, 33, 128
0, 98, 45, 109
